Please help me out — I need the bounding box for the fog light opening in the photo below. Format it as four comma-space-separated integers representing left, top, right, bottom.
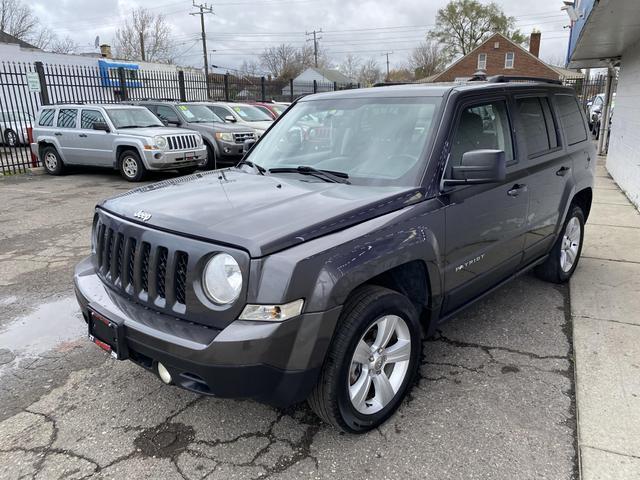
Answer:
157, 362, 173, 384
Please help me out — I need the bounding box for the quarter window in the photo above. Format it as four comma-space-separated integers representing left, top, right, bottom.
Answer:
450, 100, 514, 169
556, 95, 587, 145
477, 53, 487, 70
56, 109, 77, 128
505, 52, 515, 69
80, 109, 107, 129
516, 97, 558, 156
38, 109, 54, 126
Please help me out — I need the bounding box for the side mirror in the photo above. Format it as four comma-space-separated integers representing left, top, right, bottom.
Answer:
586, 101, 593, 107
92, 122, 110, 132
243, 138, 257, 154
445, 149, 506, 186
224, 115, 237, 123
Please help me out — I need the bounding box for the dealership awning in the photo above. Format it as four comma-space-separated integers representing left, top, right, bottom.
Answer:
568, 0, 640, 68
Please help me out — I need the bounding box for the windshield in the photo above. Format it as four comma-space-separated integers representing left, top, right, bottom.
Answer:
1, 111, 33, 122
106, 108, 163, 128
230, 104, 273, 122
178, 104, 222, 123
271, 104, 287, 115
245, 97, 441, 186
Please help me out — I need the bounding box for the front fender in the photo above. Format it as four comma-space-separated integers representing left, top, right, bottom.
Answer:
113, 139, 146, 168
248, 198, 446, 314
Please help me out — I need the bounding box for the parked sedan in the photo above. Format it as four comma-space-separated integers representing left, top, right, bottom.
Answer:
206, 102, 274, 136
250, 102, 289, 120
1, 110, 33, 146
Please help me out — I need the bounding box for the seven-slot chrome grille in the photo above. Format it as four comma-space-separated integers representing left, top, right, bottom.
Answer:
233, 132, 256, 144
95, 221, 188, 308
166, 134, 199, 150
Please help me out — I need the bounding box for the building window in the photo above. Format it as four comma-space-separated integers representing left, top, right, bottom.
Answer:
477, 53, 487, 70
505, 52, 515, 69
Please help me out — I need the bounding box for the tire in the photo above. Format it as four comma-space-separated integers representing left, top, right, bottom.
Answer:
118, 149, 146, 182
4, 129, 18, 147
203, 143, 217, 170
535, 204, 585, 283
308, 285, 421, 433
41, 145, 64, 175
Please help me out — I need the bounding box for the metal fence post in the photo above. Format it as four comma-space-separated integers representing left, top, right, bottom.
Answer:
357, 82, 361, 89
313, 79, 317, 94
224, 73, 230, 102
117, 67, 129, 101
289, 79, 294, 102
178, 70, 187, 102
34, 61, 50, 105
333, 81, 337, 91
261, 76, 266, 102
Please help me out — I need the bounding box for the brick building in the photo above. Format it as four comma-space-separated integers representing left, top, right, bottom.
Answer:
428, 32, 581, 82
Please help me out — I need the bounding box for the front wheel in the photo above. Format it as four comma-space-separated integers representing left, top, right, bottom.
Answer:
308, 285, 421, 433
535, 204, 585, 283
118, 150, 146, 182
4, 129, 18, 147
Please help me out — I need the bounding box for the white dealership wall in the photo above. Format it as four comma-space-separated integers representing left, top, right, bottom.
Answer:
606, 37, 640, 210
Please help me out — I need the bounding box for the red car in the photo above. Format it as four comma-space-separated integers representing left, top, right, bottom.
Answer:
250, 102, 289, 120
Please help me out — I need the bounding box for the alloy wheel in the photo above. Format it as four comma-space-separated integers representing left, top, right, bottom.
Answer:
44, 152, 58, 171
560, 216, 581, 272
348, 315, 411, 415
6, 131, 17, 147
122, 156, 138, 178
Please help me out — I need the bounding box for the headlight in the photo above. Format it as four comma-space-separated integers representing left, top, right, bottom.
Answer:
239, 299, 304, 322
153, 136, 168, 149
215, 132, 234, 142
196, 134, 203, 146
202, 253, 242, 304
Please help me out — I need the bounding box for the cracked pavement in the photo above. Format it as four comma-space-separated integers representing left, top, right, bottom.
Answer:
0, 171, 577, 479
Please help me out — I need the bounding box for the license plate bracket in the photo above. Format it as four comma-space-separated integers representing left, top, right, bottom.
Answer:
88, 309, 128, 360
184, 151, 196, 160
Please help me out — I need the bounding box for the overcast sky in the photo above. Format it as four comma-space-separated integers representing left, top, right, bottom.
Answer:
31, 0, 572, 73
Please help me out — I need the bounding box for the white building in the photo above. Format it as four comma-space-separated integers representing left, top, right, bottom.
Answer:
568, 0, 640, 210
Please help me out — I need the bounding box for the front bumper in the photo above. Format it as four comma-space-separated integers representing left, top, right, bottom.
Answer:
216, 140, 246, 160
74, 257, 341, 407
142, 145, 208, 170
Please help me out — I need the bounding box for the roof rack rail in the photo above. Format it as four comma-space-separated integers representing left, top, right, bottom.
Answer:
487, 75, 562, 85
53, 100, 86, 105
372, 82, 413, 87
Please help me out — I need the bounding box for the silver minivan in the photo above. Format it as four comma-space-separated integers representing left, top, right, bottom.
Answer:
31, 104, 207, 181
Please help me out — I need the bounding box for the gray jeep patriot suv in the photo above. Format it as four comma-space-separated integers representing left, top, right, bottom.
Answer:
74, 77, 595, 433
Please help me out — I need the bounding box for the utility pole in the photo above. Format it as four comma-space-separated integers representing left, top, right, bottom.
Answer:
139, 31, 146, 61
191, 1, 214, 96
382, 52, 392, 80
306, 29, 322, 68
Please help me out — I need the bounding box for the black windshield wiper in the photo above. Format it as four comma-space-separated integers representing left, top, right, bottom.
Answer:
117, 125, 141, 129
268, 166, 350, 184
237, 159, 266, 175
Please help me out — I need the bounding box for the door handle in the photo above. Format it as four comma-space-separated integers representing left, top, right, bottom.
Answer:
556, 166, 571, 176
79, 133, 87, 138
54, 132, 62, 136
507, 184, 527, 197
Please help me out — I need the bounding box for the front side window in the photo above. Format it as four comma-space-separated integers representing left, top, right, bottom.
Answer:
516, 97, 558, 156
80, 109, 107, 129
477, 53, 487, 70
155, 105, 181, 124
211, 106, 234, 122
245, 96, 442, 186
556, 94, 587, 145
449, 101, 514, 168
505, 52, 515, 69
38, 109, 55, 126
57, 109, 77, 128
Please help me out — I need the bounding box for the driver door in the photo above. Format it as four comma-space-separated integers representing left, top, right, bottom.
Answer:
440, 97, 529, 314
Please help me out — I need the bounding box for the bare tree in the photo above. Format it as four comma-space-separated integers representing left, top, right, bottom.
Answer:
429, 0, 527, 59
260, 43, 301, 79
50, 36, 79, 54
115, 7, 172, 62
339, 54, 361, 82
0, 0, 36, 40
409, 41, 447, 79
358, 58, 383, 86
239, 59, 263, 78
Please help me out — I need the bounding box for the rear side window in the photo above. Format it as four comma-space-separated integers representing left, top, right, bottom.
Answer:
81, 109, 107, 129
38, 109, 55, 126
57, 109, 77, 128
516, 97, 558, 157
556, 94, 587, 145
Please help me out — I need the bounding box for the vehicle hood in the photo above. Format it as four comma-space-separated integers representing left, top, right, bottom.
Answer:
99, 169, 424, 257
244, 120, 272, 131
116, 127, 194, 138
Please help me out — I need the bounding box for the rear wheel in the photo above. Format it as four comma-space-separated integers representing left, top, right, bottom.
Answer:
118, 150, 146, 182
41, 145, 64, 175
308, 285, 421, 433
535, 204, 585, 283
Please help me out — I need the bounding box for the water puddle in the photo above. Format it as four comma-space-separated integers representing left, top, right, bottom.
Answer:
0, 296, 86, 362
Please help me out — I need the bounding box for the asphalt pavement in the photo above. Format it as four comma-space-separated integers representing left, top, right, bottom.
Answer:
0, 169, 577, 480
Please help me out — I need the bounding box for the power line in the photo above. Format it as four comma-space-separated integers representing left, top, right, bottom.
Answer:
305, 29, 322, 68
190, 1, 214, 94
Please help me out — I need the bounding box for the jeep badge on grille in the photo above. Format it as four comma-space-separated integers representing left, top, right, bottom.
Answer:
134, 210, 152, 222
